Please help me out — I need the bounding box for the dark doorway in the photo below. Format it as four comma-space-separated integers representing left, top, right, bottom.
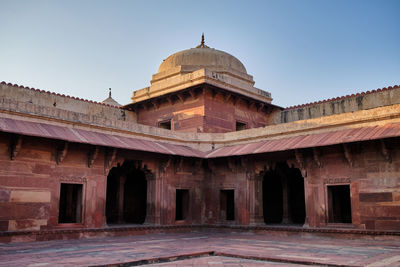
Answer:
263, 162, 306, 224
59, 183, 83, 223
105, 161, 147, 224
220, 190, 235, 221
175, 189, 189, 221
327, 185, 352, 223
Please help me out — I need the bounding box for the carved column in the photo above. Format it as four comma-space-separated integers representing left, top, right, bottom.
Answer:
145, 158, 171, 225
248, 172, 264, 225
144, 171, 160, 225
117, 175, 126, 223
303, 177, 310, 227
281, 175, 292, 224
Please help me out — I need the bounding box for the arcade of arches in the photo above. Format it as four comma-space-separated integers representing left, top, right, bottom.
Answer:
103, 159, 309, 227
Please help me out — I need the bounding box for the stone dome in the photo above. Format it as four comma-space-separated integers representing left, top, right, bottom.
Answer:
101, 88, 121, 107
158, 37, 247, 74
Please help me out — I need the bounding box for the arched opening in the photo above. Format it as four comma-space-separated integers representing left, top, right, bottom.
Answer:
263, 162, 306, 225
105, 160, 147, 224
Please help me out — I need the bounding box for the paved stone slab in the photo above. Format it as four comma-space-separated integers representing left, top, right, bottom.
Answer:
146, 256, 315, 266
0, 232, 399, 266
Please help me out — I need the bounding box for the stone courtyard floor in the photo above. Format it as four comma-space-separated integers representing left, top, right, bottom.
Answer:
0, 231, 400, 267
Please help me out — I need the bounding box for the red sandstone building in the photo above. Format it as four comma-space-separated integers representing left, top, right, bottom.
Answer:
1, 38, 400, 242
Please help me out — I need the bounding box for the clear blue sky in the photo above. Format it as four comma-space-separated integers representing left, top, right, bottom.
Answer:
1, 0, 399, 107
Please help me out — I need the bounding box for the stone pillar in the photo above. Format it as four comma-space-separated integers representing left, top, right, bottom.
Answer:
117, 175, 126, 223
144, 171, 161, 225
248, 173, 264, 225
303, 178, 310, 227
281, 175, 292, 224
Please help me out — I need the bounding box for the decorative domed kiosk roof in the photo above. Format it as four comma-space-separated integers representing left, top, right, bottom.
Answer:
101, 88, 121, 107
158, 35, 247, 75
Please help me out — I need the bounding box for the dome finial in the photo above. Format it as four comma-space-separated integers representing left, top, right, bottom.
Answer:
196, 33, 209, 48
101, 87, 121, 106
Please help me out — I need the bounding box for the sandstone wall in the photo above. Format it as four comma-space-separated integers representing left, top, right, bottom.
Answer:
0, 132, 208, 234
247, 138, 400, 231
136, 91, 206, 132
0, 133, 107, 234
303, 139, 400, 230
1, 130, 399, 234
203, 89, 272, 133
279, 86, 400, 123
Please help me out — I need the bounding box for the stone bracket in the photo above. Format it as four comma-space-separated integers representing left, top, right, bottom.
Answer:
135, 160, 143, 170
191, 158, 203, 174
210, 88, 217, 99
295, 149, 307, 177
254, 161, 270, 176
257, 103, 265, 112
239, 156, 254, 176
159, 156, 172, 174
224, 93, 232, 102
228, 157, 236, 172
189, 89, 196, 99
88, 146, 99, 168
174, 157, 184, 173
343, 144, 353, 167
56, 142, 69, 164
10, 135, 22, 160
380, 139, 392, 163
312, 148, 322, 168
104, 148, 117, 174
206, 159, 217, 173
166, 96, 174, 105
177, 93, 185, 103
249, 101, 256, 110
232, 95, 239, 105
151, 100, 160, 109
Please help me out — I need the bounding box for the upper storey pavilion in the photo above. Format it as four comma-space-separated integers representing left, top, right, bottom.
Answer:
124, 35, 282, 133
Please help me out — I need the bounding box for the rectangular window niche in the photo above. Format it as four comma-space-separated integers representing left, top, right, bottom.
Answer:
327, 185, 352, 224
159, 120, 172, 130
59, 183, 83, 224
235, 121, 247, 131
175, 189, 189, 221
220, 190, 235, 221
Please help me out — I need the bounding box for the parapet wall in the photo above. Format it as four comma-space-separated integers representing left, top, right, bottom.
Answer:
279, 86, 400, 123
0, 82, 136, 126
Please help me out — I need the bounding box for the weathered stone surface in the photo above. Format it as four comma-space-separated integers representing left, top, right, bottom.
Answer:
9, 190, 51, 203
359, 192, 393, 202
8, 219, 47, 231
0, 189, 10, 202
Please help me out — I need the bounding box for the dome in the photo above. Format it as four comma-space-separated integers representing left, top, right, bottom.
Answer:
101, 88, 121, 107
158, 35, 247, 74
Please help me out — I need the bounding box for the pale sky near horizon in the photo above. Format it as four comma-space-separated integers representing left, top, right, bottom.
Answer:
0, 0, 399, 107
